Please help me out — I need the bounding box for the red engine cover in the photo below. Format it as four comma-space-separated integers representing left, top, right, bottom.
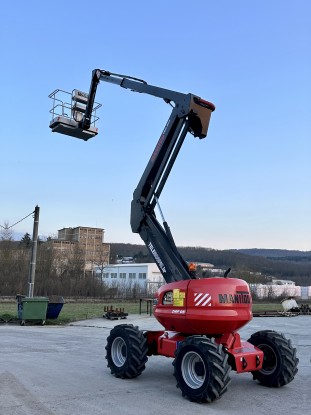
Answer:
154, 278, 252, 335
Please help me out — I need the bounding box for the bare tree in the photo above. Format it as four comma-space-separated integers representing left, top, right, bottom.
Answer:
0, 222, 30, 295
0, 221, 14, 241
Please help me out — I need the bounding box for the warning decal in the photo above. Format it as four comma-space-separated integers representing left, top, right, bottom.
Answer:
194, 292, 212, 307
173, 289, 185, 307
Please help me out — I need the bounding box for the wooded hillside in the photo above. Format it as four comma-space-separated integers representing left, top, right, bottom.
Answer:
110, 243, 311, 286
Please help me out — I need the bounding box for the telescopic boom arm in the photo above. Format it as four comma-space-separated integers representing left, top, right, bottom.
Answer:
58, 69, 215, 283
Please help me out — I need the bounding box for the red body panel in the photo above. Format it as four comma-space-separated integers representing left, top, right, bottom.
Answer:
154, 278, 252, 335
230, 340, 263, 372
147, 279, 263, 373
145, 330, 264, 371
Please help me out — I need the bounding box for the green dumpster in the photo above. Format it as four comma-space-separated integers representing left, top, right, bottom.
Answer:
17, 296, 49, 326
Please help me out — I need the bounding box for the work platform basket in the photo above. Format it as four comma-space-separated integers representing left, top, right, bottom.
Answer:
49, 89, 101, 140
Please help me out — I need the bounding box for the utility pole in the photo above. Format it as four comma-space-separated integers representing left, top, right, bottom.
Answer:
27, 205, 40, 298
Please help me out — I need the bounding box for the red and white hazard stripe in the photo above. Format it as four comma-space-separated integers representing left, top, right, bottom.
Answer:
194, 292, 212, 307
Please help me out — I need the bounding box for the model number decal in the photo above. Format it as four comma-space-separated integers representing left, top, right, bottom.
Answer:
172, 309, 186, 314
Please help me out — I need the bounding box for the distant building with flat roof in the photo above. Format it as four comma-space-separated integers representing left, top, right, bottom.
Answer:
95, 262, 164, 295
49, 226, 110, 273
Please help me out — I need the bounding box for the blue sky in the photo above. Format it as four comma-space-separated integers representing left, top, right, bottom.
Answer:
0, 1, 310, 250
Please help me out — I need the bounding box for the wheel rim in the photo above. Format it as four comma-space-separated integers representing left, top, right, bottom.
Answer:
181, 351, 206, 389
111, 337, 127, 367
258, 343, 277, 374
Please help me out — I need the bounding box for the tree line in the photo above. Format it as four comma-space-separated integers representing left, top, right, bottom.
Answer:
1, 227, 310, 298
0, 229, 149, 299
0, 227, 114, 297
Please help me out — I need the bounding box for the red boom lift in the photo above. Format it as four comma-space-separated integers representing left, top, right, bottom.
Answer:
49, 69, 298, 403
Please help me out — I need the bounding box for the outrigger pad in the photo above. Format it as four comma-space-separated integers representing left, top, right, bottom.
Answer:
49, 116, 98, 141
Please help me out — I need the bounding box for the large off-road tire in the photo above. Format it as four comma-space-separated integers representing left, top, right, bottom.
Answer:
173, 336, 231, 403
105, 324, 148, 378
248, 330, 298, 387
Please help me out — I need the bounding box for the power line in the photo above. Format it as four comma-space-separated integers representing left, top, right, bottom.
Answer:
0, 210, 35, 229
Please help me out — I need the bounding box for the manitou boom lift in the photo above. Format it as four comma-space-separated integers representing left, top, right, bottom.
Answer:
49, 69, 298, 403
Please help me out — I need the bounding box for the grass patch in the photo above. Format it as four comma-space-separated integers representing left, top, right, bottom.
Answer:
252, 303, 282, 312
55, 302, 141, 325
0, 303, 17, 320
0, 300, 283, 325
0, 300, 142, 325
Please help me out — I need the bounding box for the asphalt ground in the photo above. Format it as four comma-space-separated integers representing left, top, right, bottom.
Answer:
0, 314, 310, 415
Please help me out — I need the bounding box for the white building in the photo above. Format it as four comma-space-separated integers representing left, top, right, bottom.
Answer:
95, 263, 164, 295
271, 278, 296, 286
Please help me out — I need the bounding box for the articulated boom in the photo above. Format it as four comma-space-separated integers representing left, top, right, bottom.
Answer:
49, 69, 215, 284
